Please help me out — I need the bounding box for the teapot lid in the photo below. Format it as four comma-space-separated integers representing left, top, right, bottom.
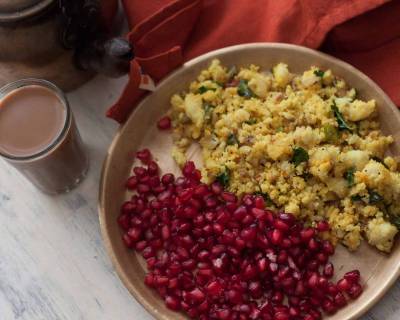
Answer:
0, 0, 55, 23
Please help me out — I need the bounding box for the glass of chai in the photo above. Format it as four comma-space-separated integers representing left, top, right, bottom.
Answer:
0, 79, 89, 194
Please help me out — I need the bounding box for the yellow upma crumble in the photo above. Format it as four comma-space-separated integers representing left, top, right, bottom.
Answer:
168, 59, 400, 253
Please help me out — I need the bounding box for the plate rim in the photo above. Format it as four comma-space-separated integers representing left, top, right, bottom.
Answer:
99, 42, 400, 320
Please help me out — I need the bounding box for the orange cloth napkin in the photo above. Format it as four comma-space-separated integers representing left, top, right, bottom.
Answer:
106, 0, 400, 123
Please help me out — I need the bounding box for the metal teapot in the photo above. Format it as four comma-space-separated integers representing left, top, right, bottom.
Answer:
0, 0, 130, 91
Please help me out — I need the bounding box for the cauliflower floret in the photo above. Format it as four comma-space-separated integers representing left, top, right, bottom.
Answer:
301, 69, 320, 87
273, 63, 292, 87
248, 74, 271, 98
356, 160, 391, 188
208, 59, 227, 83
339, 150, 370, 171
366, 217, 398, 252
349, 99, 376, 121
184, 94, 204, 129
337, 98, 376, 122
233, 108, 250, 124
266, 133, 293, 161
309, 146, 340, 181
292, 126, 323, 149
325, 177, 348, 198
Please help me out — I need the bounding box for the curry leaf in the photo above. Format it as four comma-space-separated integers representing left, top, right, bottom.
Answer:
198, 86, 216, 94
216, 167, 230, 188
227, 133, 239, 146
369, 190, 383, 204
237, 80, 254, 98
245, 118, 257, 125
314, 69, 325, 78
351, 194, 363, 202
332, 102, 353, 132
291, 147, 309, 167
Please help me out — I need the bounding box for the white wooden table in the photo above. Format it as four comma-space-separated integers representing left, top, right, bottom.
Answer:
0, 75, 399, 320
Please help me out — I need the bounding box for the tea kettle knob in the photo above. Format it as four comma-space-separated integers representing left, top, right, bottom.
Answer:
76, 37, 134, 78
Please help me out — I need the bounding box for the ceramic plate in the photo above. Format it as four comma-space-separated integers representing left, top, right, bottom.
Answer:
99, 43, 400, 320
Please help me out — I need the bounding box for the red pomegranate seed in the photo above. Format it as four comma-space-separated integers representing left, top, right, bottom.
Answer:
211, 182, 223, 194
165, 295, 181, 310
333, 292, 347, 307
157, 116, 171, 130
344, 270, 360, 284
136, 148, 151, 163
120, 201, 136, 215
122, 234, 135, 248
126, 176, 138, 190
300, 228, 315, 242
348, 283, 363, 299
271, 229, 283, 245
322, 240, 335, 255
118, 152, 362, 319
316, 220, 330, 232
337, 278, 351, 292
323, 262, 334, 278
133, 166, 147, 177
322, 298, 337, 314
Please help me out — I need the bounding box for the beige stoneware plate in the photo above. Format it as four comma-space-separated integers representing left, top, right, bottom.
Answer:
99, 43, 400, 320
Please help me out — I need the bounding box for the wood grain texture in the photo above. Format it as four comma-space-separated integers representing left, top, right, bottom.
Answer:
0, 74, 399, 320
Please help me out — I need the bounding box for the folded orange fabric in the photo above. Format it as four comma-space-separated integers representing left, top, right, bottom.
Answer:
107, 0, 400, 123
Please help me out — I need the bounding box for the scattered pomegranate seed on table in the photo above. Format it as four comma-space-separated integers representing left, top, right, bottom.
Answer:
117, 150, 363, 320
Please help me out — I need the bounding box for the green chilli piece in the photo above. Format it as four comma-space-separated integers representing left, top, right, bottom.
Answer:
344, 167, 356, 187
237, 80, 254, 98
291, 147, 309, 167
323, 124, 339, 143
204, 103, 215, 122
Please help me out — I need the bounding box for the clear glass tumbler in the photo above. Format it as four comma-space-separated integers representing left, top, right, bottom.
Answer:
0, 79, 89, 194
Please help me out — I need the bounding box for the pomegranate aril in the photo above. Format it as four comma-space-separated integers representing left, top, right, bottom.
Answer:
348, 283, 363, 299
136, 148, 151, 163
322, 298, 337, 314
120, 201, 136, 215
316, 220, 330, 232
165, 295, 181, 310
206, 280, 223, 297
126, 176, 138, 190
137, 183, 150, 194
323, 262, 334, 278
300, 228, 315, 242
344, 270, 360, 284
333, 292, 347, 307
133, 166, 147, 177
337, 278, 351, 292
322, 240, 335, 255
122, 234, 135, 248
157, 116, 171, 130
